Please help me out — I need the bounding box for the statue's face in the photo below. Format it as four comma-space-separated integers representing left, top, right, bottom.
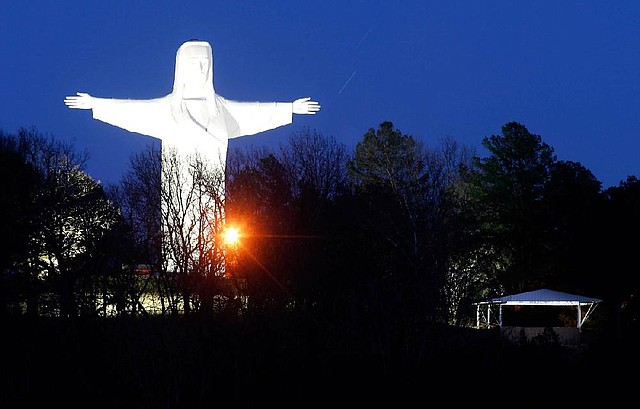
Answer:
181, 44, 211, 97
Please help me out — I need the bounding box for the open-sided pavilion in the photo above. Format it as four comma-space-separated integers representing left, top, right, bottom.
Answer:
473, 288, 602, 330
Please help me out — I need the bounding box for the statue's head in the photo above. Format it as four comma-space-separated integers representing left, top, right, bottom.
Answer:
173, 40, 214, 98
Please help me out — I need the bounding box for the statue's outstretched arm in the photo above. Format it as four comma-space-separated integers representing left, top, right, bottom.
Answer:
292, 97, 321, 115
63, 92, 170, 140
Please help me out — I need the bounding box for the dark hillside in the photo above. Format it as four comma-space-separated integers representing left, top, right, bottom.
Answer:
1, 315, 636, 407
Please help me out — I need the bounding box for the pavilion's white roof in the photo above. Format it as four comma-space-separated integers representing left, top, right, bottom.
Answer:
479, 288, 602, 306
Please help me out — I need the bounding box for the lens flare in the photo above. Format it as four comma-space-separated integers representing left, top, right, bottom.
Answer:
223, 226, 240, 246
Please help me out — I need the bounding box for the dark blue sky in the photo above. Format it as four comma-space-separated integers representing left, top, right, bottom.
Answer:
2, 1, 639, 188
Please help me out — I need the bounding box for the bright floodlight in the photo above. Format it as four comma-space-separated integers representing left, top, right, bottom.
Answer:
223, 226, 240, 246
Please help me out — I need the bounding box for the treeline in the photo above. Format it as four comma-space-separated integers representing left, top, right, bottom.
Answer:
1, 122, 639, 335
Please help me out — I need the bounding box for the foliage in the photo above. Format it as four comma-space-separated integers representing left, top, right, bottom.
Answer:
0, 128, 130, 318
469, 121, 557, 293
346, 121, 479, 332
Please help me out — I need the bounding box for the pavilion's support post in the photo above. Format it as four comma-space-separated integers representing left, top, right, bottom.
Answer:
577, 303, 583, 330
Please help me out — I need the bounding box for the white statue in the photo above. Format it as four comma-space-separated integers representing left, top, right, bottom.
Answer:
64, 39, 320, 170
64, 39, 320, 275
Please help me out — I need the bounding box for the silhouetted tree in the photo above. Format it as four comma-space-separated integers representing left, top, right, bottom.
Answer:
425, 136, 494, 326
0, 128, 127, 317
600, 176, 640, 336
159, 148, 226, 315
278, 128, 348, 310
107, 145, 163, 315
0, 130, 39, 317
469, 121, 556, 293
226, 152, 297, 315
110, 145, 162, 270
345, 122, 479, 373
541, 160, 604, 291
347, 121, 427, 283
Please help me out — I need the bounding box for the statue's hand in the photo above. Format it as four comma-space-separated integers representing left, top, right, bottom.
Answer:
64, 92, 95, 109
293, 97, 321, 115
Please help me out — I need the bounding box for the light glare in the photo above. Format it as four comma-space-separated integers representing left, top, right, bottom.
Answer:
223, 227, 240, 246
